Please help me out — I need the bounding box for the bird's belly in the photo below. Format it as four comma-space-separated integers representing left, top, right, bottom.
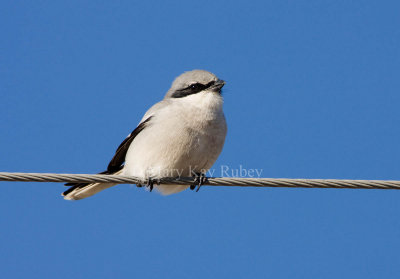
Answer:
123, 118, 226, 179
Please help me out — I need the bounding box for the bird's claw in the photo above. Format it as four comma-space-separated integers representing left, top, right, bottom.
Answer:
146, 178, 160, 192
190, 172, 207, 192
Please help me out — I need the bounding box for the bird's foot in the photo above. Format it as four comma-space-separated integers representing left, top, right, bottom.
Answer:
190, 172, 207, 192
146, 178, 160, 192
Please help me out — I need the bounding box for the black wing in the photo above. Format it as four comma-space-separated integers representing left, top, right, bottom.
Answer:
63, 117, 153, 193
107, 116, 152, 173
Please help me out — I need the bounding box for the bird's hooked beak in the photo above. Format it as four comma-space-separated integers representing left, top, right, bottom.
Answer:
211, 79, 225, 94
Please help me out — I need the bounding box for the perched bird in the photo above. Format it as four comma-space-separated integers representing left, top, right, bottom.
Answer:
63, 70, 227, 200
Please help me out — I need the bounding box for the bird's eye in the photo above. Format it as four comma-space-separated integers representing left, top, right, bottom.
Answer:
189, 83, 206, 91
171, 82, 209, 98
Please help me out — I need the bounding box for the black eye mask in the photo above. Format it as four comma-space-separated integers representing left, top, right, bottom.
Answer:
171, 81, 216, 98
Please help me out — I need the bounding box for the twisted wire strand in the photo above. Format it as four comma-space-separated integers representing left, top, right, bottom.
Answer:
1, 172, 400, 190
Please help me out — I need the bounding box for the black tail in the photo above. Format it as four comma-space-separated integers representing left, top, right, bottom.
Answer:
62, 167, 123, 197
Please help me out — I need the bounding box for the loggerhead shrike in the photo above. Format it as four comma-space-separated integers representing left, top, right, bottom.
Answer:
63, 70, 227, 200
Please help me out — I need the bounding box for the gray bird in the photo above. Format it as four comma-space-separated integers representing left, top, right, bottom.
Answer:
63, 70, 227, 200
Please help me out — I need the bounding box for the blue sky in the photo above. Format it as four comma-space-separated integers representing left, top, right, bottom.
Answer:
1, 1, 400, 278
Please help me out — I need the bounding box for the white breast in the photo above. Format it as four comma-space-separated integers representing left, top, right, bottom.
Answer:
123, 91, 227, 195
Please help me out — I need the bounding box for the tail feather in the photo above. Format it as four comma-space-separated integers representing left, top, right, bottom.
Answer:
62, 169, 123, 200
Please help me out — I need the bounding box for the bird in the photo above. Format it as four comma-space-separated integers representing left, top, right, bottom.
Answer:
63, 70, 227, 200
